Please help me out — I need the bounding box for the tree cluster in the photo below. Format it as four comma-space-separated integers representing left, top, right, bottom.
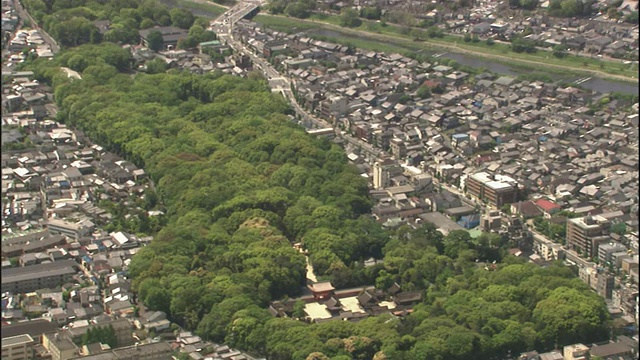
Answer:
548, 0, 596, 18
509, 0, 539, 10
22, 0, 207, 48
339, 8, 362, 28
511, 36, 538, 53
267, 0, 316, 19
81, 325, 118, 348
360, 6, 382, 20
177, 24, 217, 50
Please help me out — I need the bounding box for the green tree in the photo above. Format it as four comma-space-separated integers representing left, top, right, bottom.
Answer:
511, 37, 537, 53
339, 8, 362, 28
416, 85, 431, 99
552, 44, 568, 58
82, 325, 118, 348
533, 287, 610, 348
292, 300, 306, 318
145, 58, 167, 74
145, 286, 172, 314
283, 0, 314, 18
360, 6, 382, 20
146, 30, 164, 51
170, 8, 195, 29
140, 18, 155, 29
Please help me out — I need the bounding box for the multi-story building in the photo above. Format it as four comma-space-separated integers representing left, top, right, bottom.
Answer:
597, 273, 615, 299
535, 241, 565, 261
1, 334, 34, 360
579, 266, 598, 290
43, 332, 78, 360
46, 218, 94, 240
68, 342, 173, 360
566, 214, 610, 259
372, 158, 401, 190
598, 242, 627, 265
465, 172, 518, 208
563, 343, 590, 360
0, 318, 59, 344
1, 260, 78, 293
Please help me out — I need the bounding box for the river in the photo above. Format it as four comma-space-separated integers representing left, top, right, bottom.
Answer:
159, 0, 638, 96
307, 29, 639, 96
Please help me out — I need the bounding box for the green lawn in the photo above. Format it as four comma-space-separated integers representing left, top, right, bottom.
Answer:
253, 14, 325, 33
175, 0, 227, 16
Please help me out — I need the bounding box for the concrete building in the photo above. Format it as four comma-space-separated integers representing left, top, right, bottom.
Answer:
1, 259, 79, 293
598, 242, 627, 265
597, 273, 615, 299
0, 318, 60, 343
68, 342, 173, 360
566, 214, 610, 258
563, 343, 589, 360
465, 172, 518, 208
579, 266, 598, 290
373, 158, 400, 190
590, 341, 634, 360
46, 218, 94, 240
535, 241, 565, 261
1, 334, 34, 360
43, 332, 78, 360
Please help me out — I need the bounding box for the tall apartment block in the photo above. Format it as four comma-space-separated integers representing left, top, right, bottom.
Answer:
465, 172, 518, 208
566, 214, 610, 259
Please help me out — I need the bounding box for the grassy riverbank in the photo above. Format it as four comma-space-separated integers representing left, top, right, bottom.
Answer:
177, 0, 638, 81
175, 0, 226, 16
253, 13, 638, 82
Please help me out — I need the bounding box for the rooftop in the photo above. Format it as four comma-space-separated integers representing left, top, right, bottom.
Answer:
1, 259, 78, 284
308, 282, 334, 293
0, 319, 60, 339
1, 334, 34, 347
304, 302, 332, 321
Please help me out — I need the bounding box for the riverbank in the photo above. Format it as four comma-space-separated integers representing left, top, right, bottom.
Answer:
169, 0, 638, 92
253, 13, 638, 83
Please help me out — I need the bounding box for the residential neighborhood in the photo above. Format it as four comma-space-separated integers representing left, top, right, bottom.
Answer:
224, 14, 639, 357
1, 0, 639, 359
322, 0, 639, 62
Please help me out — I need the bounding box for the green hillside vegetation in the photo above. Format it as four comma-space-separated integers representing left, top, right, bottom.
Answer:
25, 39, 611, 360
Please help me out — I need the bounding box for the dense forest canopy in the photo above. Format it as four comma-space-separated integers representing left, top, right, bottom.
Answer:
23, 14, 613, 360
22, 0, 213, 48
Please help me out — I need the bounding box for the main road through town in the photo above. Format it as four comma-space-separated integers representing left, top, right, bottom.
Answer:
210, 0, 383, 159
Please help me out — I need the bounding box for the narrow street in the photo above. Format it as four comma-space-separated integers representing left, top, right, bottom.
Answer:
214, 6, 385, 159
13, 0, 60, 53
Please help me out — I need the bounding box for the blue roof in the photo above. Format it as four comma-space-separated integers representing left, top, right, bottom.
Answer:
82, 255, 93, 263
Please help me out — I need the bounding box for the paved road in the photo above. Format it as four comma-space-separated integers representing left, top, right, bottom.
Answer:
246, 11, 638, 83
526, 220, 594, 268
212, 2, 384, 159
13, 0, 60, 53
